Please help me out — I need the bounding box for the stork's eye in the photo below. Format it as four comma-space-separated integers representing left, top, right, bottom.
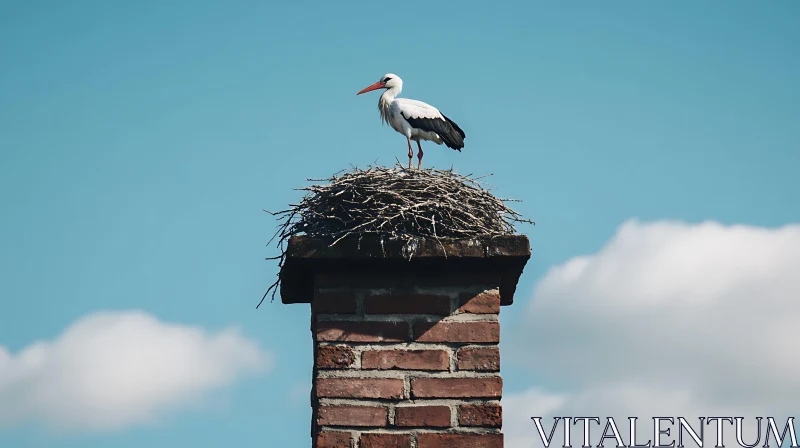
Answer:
383, 77, 392, 83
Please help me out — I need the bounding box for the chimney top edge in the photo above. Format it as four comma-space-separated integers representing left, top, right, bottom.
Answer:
278, 235, 531, 306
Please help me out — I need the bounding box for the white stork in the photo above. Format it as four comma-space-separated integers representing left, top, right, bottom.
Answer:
357, 74, 465, 169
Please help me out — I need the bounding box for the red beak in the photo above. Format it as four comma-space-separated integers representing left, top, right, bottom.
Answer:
357, 81, 386, 95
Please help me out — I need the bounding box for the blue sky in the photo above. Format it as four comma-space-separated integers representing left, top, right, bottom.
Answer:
1, 1, 799, 447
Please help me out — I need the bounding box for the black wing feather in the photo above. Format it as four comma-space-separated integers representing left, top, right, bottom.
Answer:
402, 112, 466, 151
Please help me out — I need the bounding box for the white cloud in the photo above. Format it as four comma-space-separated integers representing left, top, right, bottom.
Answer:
505, 220, 800, 448
504, 388, 568, 448
0, 310, 272, 432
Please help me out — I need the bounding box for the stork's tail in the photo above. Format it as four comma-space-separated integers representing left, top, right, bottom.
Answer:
441, 114, 466, 151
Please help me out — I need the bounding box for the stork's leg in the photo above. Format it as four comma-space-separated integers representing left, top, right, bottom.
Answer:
416, 141, 424, 169
407, 138, 413, 169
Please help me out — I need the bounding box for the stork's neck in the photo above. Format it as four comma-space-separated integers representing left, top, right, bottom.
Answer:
378, 85, 401, 125
380, 84, 402, 106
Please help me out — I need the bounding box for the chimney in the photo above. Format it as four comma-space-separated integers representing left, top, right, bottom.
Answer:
281, 234, 530, 448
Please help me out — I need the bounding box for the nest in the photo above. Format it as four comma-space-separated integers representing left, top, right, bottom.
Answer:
258, 164, 533, 307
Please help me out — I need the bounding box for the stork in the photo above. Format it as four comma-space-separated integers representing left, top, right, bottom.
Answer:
357, 74, 465, 169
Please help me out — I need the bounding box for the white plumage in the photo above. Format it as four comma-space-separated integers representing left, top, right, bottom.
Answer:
358, 74, 465, 169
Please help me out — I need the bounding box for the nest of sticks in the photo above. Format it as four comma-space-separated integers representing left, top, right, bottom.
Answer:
258, 164, 533, 307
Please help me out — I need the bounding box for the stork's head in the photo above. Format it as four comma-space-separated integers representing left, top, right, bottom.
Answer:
357, 73, 402, 95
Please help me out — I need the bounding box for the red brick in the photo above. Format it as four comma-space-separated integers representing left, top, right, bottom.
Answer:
394, 405, 451, 427
365, 294, 450, 315
361, 349, 449, 371
414, 321, 499, 343
317, 405, 387, 427
316, 345, 356, 369
457, 347, 499, 371
316, 378, 404, 399
457, 289, 500, 314
360, 433, 412, 448
316, 431, 353, 448
313, 291, 357, 314
417, 433, 503, 448
316, 321, 409, 342
410, 377, 502, 398
459, 403, 502, 427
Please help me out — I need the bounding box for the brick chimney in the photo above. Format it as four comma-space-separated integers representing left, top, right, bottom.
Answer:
281, 234, 530, 448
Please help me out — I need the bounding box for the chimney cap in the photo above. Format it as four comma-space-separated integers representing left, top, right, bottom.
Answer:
279, 234, 531, 306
